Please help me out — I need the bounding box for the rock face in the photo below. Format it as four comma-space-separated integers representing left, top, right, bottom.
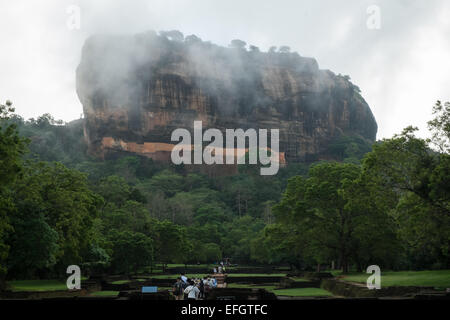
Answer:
76, 31, 377, 164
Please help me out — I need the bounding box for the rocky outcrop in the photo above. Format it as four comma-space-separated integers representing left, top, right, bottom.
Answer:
76, 31, 377, 164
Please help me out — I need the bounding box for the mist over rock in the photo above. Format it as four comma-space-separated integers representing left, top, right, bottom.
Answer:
76, 30, 377, 164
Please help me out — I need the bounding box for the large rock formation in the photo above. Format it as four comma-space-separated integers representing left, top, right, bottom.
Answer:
76, 31, 377, 164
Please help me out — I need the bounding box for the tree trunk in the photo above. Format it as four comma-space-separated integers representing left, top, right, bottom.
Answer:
342, 261, 349, 274
356, 261, 363, 273
341, 251, 349, 274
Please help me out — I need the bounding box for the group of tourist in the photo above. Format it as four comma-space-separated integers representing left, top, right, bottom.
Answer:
212, 265, 226, 274
172, 274, 219, 300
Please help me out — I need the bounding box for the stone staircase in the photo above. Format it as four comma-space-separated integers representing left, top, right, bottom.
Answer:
212, 273, 227, 288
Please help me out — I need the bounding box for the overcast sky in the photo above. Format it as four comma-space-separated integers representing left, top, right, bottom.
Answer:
1, 0, 449, 139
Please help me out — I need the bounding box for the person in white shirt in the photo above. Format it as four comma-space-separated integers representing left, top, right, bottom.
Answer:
184, 281, 200, 300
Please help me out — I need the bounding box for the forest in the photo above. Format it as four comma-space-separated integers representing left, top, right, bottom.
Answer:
0, 100, 449, 288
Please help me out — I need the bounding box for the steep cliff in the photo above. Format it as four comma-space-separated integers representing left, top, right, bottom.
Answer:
76, 31, 377, 164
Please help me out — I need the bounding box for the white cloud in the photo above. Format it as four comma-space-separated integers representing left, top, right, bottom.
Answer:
0, 0, 449, 139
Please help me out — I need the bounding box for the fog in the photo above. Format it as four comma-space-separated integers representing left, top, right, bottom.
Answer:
1, 0, 449, 139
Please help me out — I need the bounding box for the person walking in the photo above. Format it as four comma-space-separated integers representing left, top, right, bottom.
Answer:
198, 277, 205, 299
182, 278, 190, 300
211, 277, 217, 288
181, 273, 188, 284
184, 280, 200, 300
172, 277, 184, 300
204, 277, 212, 300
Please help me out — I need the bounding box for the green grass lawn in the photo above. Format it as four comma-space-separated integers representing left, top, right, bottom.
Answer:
226, 283, 333, 297
273, 288, 333, 297
110, 280, 131, 285
289, 277, 310, 282
150, 273, 287, 280
137, 269, 163, 274
227, 273, 286, 277
340, 270, 450, 288
226, 283, 278, 290
275, 267, 292, 271
89, 291, 119, 297
110, 279, 150, 284
8, 279, 68, 292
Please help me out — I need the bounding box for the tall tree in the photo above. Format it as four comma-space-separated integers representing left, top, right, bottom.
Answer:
362, 117, 450, 268
10, 162, 103, 272
428, 100, 450, 153
272, 162, 398, 273
149, 220, 191, 269
109, 230, 153, 274
0, 101, 27, 286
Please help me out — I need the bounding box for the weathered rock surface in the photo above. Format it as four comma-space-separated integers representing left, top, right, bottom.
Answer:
76, 31, 377, 163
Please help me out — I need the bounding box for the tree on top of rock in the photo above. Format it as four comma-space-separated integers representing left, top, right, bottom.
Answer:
230, 39, 247, 50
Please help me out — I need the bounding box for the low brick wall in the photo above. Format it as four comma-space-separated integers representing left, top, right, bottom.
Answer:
166, 267, 210, 274
81, 280, 101, 292
226, 276, 284, 284
0, 289, 88, 300
120, 290, 174, 300
166, 267, 276, 274
207, 288, 277, 300
286, 272, 334, 280
101, 278, 176, 291
279, 277, 320, 288
321, 279, 434, 298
